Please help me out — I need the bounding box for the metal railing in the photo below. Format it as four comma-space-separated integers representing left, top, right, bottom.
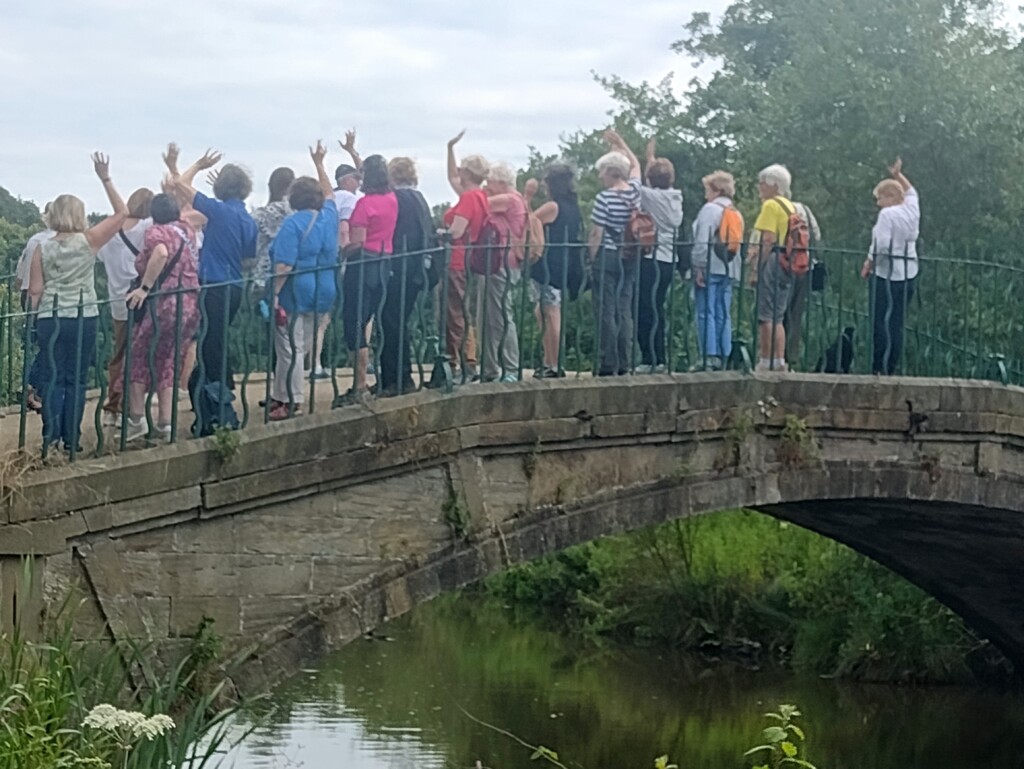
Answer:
1, 237, 1018, 461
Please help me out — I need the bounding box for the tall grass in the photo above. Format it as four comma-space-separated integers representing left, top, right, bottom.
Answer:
0, 588, 254, 768
485, 510, 995, 683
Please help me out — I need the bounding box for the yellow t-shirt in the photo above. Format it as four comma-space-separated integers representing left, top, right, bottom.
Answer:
753, 197, 793, 243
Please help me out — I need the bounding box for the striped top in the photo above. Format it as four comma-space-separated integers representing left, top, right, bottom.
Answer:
591, 179, 641, 249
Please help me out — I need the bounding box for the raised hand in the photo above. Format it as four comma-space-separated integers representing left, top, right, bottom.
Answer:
448, 129, 466, 147
523, 178, 539, 199
888, 156, 903, 178
646, 138, 657, 157
603, 128, 625, 149
206, 169, 220, 188
162, 142, 180, 172
91, 152, 111, 180
340, 129, 357, 154
194, 149, 223, 171
311, 140, 328, 165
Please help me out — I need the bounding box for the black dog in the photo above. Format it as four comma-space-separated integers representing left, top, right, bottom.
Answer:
815, 326, 855, 374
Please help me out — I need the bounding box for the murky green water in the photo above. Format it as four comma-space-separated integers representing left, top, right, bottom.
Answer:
228, 599, 1024, 768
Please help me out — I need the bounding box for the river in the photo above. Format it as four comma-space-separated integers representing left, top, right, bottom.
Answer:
226, 598, 1024, 768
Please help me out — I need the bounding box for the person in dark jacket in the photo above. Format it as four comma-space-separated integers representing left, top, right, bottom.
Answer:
378, 157, 434, 396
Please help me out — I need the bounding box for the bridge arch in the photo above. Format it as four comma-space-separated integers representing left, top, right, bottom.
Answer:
2, 373, 1022, 687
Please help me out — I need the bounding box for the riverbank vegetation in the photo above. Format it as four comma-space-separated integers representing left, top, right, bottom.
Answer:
0, 603, 247, 768
485, 510, 1008, 684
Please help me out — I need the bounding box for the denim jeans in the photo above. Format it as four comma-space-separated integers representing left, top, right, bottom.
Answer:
31, 316, 97, 449
694, 274, 733, 360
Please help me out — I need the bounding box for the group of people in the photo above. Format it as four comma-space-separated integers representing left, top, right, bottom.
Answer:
14, 129, 920, 454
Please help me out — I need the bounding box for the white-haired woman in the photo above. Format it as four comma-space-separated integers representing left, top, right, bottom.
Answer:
752, 163, 797, 371
691, 170, 742, 370
480, 161, 527, 382
587, 129, 641, 376
860, 158, 919, 375
28, 153, 127, 453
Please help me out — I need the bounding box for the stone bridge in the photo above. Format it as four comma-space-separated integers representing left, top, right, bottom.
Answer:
2, 374, 1023, 688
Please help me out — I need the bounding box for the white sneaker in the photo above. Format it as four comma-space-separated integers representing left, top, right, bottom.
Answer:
155, 423, 173, 442
634, 364, 655, 375
121, 417, 148, 443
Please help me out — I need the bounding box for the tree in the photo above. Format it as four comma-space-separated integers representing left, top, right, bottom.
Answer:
0, 185, 41, 228
591, 0, 1024, 252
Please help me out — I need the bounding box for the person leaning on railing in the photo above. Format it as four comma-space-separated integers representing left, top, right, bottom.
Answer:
27, 153, 127, 454
165, 145, 257, 407
588, 129, 642, 377
860, 157, 920, 376
121, 193, 201, 442
480, 162, 527, 383
635, 138, 683, 374
336, 154, 398, 406
266, 141, 339, 420
96, 187, 153, 423
523, 162, 582, 380
691, 170, 741, 371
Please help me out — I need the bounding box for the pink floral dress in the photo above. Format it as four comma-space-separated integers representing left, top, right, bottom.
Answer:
128, 222, 200, 392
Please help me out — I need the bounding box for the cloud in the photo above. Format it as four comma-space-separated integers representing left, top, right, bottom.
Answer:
0, 0, 728, 210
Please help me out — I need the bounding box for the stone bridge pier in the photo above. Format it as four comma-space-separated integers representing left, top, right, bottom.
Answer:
2, 373, 1023, 688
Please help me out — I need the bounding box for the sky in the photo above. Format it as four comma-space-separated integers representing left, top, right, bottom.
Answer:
0, 0, 730, 213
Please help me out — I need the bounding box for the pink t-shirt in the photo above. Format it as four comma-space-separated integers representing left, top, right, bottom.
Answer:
349, 192, 398, 255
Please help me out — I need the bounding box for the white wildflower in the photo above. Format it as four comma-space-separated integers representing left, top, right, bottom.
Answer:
82, 703, 175, 741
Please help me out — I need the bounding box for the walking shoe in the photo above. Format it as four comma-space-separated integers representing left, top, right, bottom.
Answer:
121, 417, 148, 443
654, 364, 669, 374
269, 402, 302, 421
499, 373, 519, 383
312, 367, 330, 380
332, 388, 371, 408
634, 364, 656, 375
155, 423, 173, 442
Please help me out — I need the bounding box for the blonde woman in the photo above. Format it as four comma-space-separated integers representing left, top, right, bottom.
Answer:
28, 153, 127, 453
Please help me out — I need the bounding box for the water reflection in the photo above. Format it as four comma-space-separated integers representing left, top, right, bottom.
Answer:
227, 598, 1024, 768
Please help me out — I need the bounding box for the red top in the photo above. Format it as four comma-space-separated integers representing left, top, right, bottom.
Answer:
444, 188, 489, 272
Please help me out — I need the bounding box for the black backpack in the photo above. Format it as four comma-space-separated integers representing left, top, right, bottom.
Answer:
393, 188, 440, 290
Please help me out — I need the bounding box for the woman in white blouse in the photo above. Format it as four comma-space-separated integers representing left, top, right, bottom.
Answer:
860, 158, 920, 375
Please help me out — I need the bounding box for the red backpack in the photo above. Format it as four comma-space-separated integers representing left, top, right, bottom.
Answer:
774, 197, 810, 276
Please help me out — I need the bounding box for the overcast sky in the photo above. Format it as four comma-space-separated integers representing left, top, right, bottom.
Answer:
0, 0, 729, 212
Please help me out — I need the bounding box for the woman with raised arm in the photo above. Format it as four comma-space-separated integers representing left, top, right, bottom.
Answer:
166, 145, 257, 428
335, 153, 397, 406
524, 163, 583, 379
440, 130, 489, 382
120, 193, 201, 443
861, 157, 920, 375
635, 138, 683, 374
28, 153, 127, 453
588, 129, 642, 376
266, 142, 339, 420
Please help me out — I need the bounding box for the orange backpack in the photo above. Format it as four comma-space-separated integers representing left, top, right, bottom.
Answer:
712, 201, 745, 264
525, 208, 546, 264
774, 197, 810, 276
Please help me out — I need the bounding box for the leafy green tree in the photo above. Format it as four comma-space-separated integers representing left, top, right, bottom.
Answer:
0, 185, 41, 228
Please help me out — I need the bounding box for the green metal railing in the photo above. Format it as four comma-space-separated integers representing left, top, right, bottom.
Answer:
0, 235, 1019, 461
